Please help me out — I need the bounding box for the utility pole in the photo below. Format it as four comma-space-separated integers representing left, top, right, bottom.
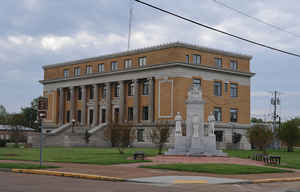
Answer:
271, 90, 280, 149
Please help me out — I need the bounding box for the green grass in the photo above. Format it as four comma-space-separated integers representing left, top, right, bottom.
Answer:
0, 147, 158, 165
225, 148, 300, 169
140, 163, 291, 174
0, 162, 58, 169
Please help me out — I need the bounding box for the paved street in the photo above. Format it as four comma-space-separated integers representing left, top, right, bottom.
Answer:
1, 172, 300, 192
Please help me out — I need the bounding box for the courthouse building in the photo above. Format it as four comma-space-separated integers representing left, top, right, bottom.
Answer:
38, 42, 254, 148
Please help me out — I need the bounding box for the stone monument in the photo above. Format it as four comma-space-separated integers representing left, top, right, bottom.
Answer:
165, 86, 227, 156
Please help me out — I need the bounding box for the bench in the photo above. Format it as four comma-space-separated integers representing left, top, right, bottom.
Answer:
252, 153, 264, 161
133, 151, 145, 160
263, 155, 281, 165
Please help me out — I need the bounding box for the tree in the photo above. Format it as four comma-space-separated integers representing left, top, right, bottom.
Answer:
7, 113, 27, 147
103, 123, 136, 154
251, 117, 264, 123
150, 121, 171, 155
0, 105, 8, 124
247, 124, 274, 153
278, 118, 300, 152
20, 96, 40, 130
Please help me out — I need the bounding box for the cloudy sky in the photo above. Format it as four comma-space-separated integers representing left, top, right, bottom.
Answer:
0, 0, 299, 120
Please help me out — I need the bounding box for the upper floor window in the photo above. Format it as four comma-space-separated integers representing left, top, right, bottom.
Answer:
138, 57, 147, 67
215, 58, 222, 68
74, 67, 80, 76
102, 87, 107, 99
86, 65, 93, 74
78, 87, 82, 100
214, 81, 222, 96
124, 59, 132, 69
63, 69, 69, 78
230, 108, 238, 122
192, 79, 201, 89
98, 64, 105, 72
192, 54, 201, 64
142, 106, 149, 121
142, 80, 149, 95
111, 61, 118, 71
230, 60, 238, 70
114, 83, 120, 97
186, 55, 190, 64
128, 82, 134, 96
128, 107, 133, 121
230, 83, 238, 97
214, 107, 222, 122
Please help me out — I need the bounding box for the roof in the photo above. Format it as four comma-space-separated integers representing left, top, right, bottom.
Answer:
42, 42, 253, 69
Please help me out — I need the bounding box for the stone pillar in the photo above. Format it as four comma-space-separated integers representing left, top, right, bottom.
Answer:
58, 88, 64, 126
133, 79, 139, 123
105, 82, 112, 123
81, 85, 86, 126
70, 86, 75, 122
148, 77, 154, 122
92, 84, 98, 126
119, 80, 125, 123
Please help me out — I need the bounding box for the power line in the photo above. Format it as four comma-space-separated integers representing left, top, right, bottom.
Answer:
212, 0, 300, 38
134, 0, 300, 58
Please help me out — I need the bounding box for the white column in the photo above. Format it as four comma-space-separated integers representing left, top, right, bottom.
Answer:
148, 77, 154, 122
119, 80, 125, 124
133, 79, 139, 123
70, 86, 75, 122
92, 84, 98, 126
58, 88, 64, 126
81, 85, 86, 126
105, 82, 111, 123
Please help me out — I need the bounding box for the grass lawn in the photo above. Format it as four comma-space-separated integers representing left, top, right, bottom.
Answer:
0, 147, 158, 165
140, 163, 291, 174
0, 162, 58, 169
225, 148, 300, 169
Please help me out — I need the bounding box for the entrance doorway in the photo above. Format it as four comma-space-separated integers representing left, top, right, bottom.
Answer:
114, 108, 119, 123
89, 109, 93, 125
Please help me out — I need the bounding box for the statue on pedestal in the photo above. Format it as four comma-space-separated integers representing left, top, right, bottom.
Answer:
208, 112, 215, 136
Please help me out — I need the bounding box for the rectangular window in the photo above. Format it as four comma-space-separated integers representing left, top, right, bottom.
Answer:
86, 65, 93, 74
63, 69, 69, 78
214, 81, 222, 96
230, 60, 238, 70
128, 107, 133, 121
230, 83, 238, 97
89, 87, 94, 100
66, 111, 70, 123
67, 90, 71, 101
101, 109, 106, 123
77, 110, 81, 123
115, 84, 120, 97
192, 79, 201, 89
98, 64, 105, 72
214, 130, 223, 142
215, 58, 222, 68
192, 54, 201, 64
138, 57, 147, 67
124, 59, 132, 69
111, 61, 118, 71
78, 87, 82, 100
214, 107, 222, 122
102, 87, 107, 99
230, 108, 238, 122
142, 80, 149, 95
128, 82, 134, 96
142, 106, 149, 120
137, 129, 144, 142
186, 55, 189, 64
74, 67, 81, 76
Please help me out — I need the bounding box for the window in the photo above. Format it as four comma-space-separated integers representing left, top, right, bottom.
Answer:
77, 110, 82, 123
224, 81, 229, 92
230, 83, 238, 97
230, 60, 238, 70
128, 107, 133, 121
114, 84, 120, 97
142, 80, 149, 95
214, 81, 222, 96
124, 59, 132, 69
214, 130, 223, 142
137, 129, 144, 142
128, 82, 134, 96
111, 61, 118, 71
230, 109, 238, 122
63, 69, 69, 78
138, 57, 147, 67
86, 65, 93, 74
213, 107, 222, 122
78, 87, 82, 100
192, 79, 201, 89
142, 106, 149, 120
102, 87, 107, 99
66, 111, 70, 123
67, 90, 71, 101
192, 54, 201, 64
101, 109, 106, 123
89, 87, 94, 100
98, 64, 105, 72
74, 67, 80, 76
186, 55, 189, 64
215, 58, 222, 68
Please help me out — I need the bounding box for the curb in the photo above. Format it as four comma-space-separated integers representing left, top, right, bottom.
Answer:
11, 169, 125, 182
251, 177, 300, 184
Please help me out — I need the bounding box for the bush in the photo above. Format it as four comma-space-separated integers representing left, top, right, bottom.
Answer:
232, 132, 242, 144
278, 118, 300, 152
247, 124, 273, 154
0, 139, 7, 147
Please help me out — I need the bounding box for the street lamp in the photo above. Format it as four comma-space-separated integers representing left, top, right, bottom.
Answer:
72, 119, 76, 133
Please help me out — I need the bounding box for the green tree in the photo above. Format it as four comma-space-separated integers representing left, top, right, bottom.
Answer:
150, 121, 171, 155
278, 118, 300, 152
0, 105, 8, 124
251, 117, 264, 123
247, 124, 274, 153
20, 96, 40, 129
7, 113, 27, 147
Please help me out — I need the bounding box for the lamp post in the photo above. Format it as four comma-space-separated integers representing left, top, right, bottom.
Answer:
72, 119, 76, 133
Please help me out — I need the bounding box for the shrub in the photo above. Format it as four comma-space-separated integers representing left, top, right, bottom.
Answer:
0, 139, 7, 147
278, 118, 300, 152
247, 124, 274, 154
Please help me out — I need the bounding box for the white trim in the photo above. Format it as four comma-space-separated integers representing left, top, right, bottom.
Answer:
158, 79, 174, 119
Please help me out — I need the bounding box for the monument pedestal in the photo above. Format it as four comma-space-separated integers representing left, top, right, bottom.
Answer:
187, 136, 227, 156
165, 136, 187, 155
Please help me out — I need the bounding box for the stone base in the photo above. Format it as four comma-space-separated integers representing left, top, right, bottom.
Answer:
165, 136, 187, 155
